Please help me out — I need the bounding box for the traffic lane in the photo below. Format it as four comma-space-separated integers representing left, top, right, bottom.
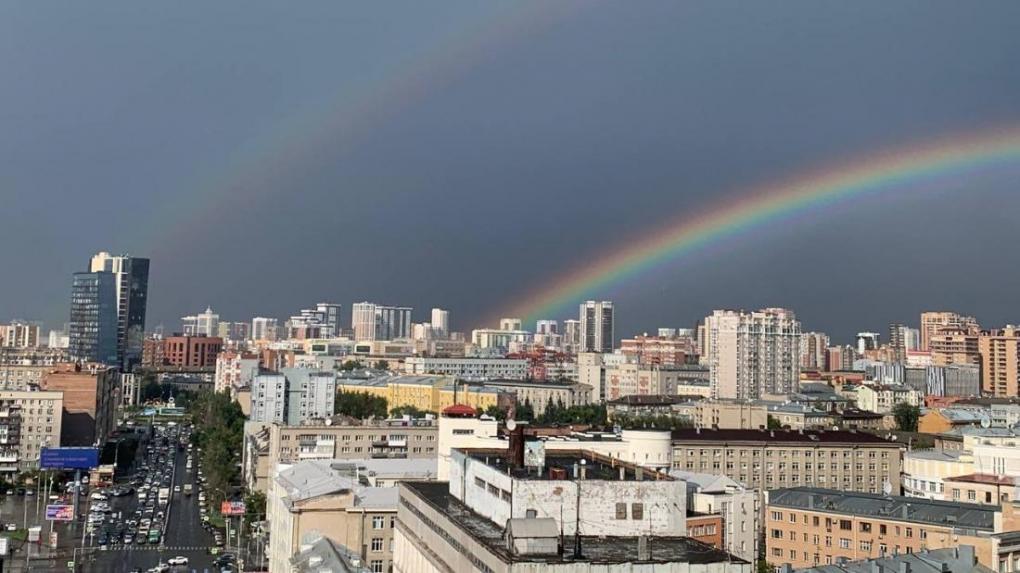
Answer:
87, 546, 223, 573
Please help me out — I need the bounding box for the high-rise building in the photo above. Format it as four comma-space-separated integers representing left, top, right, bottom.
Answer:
929, 328, 981, 367
888, 323, 920, 362
535, 320, 558, 335
251, 317, 278, 341
68, 271, 119, 366
0, 321, 41, 349
562, 319, 581, 354
799, 332, 829, 370
88, 252, 149, 370
351, 302, 412, 341
703, 308, 801, 400
579, 300, 614, 353
216, 321, 250, 342
855, 332, 880, 354
978, 327, 1020, 397
430, 308, 449, 338
920, 311, 979, 352
288, 303, 342, 339
826, 345, 858, 371
181, 307, 218, 337
250, 369, 336, 424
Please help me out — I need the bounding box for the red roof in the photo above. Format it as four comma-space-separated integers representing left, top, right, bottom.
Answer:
442, 404, 477, 417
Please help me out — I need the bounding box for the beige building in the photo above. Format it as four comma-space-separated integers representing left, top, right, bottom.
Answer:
670, 429, 904, 494
979, 328, 1020, 397
478, 379, 592, 415
902, 449, 974, 499
854, 384, 922, 414
337, 376, 513, 414
267, 459, 435, 573
674, 401, 769, 429
765, 487, 1001, 569
930, 328, 981, 367
0, 390, 63, 472
40, 364, 119, 447
703, 308, 801, 400
943, 474, 1016, 505
921, 311, 979, 352
0, 364, 50, 390
246, 418, 439, 494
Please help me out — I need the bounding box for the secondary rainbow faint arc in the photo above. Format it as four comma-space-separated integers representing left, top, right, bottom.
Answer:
498, 125, 1020, 325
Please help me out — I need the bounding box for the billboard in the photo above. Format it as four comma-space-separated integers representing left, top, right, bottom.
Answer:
220, 501, 246, 516
40, 448, 100, 470
46, 505, 74, 521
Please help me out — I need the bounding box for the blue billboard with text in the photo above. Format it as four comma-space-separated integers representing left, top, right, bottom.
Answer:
40, 448, 100, 470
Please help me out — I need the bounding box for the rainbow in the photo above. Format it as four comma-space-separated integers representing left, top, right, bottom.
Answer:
497, 125, 1020, 325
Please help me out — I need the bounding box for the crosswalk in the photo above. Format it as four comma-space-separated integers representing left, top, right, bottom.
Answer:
99, 545, 212, 552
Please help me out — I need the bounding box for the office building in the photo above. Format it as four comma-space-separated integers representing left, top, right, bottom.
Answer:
337, 376, 513, 414
403, 357, 529, 380
471, 326, 530, 351
396, 448, 750, 573
88, 252, 150, 370
47, 329, 69, 349
921, 311, 979, 352
251, 317, 278, 342
181, 307, 219, 337
478, 379, 593, 415
579, 300, 614, 353
889, 323, 920, 362
562, 319, 581, 354
765, 487, 1001, 568
703, 308, 801, 400
352, 302, 412, 341
979, 327, 1020, 397
288, 302, 342, 339
266, 459, 434, 573
162, 335, 223, 368
670, 428, 903, 494
68, 271, 119, 366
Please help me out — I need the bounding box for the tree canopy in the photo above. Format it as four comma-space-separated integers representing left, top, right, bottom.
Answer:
335, 390, 388, 419
893, 402, 920, 432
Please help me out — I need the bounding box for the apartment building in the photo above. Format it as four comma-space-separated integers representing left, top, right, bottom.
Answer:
337, 376, 514, 414
0, 390, 63, 472
213, 351, 259, 393
930, 329, 981, 367
40, 364, 119, 447
765, 487, 1000, 569
921, 311, 980, 352
478, 379, 592, 415
855, 384, 922, 414
979, 328, 1020, 397
619, 333, 695, 366
670, 429, 904, 494
670, 470, 759, 562
0, 364, 50, 390
702, 308, 801, 400
162, 335, 223, 368
250, 369, 336, 425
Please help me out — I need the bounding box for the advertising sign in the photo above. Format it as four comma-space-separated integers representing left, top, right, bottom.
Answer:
220, 501, 246, 516
40, 448, 100, 470
46, 505, 74, 521
524, 441, 546, 468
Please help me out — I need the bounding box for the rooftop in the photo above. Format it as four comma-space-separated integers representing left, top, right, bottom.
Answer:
945, 473, 1016, 486
788, 546, 990, 573
291, 535, 370, 573
905, 449, 968, 462
607, 394, 684, 406
462, 448, 671, 482
671, 428, 901, 445
402, 481, 743, 565
768, 487, 997, 531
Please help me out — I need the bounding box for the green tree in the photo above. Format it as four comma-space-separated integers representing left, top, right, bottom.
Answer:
374, 360, 390, 371
757, 561, 775, 573
141, 378, 162, 402
390, 405, 433, 418
334, 390, 388, 419
244, 490, 267, 527
515, 399, 535, 422
767, 415, 783, 429
482, 405, 507, 421
339, 360, 359, 371
893, 402, 920, 432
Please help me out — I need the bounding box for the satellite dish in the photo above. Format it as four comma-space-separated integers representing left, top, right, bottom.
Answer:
324, 418, 333, 426
981, 416, 991, 429
506, 419, 517, 431
882, 481, 892, 496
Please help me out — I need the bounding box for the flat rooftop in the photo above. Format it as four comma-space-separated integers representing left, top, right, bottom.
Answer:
403, 481, 742, 565
671, 428, 900, 445
768, 487, 997, 531
463, 449, 669, 482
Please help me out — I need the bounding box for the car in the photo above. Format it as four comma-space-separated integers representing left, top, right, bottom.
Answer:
173, 485, 181, 493
167, 556, 188, 566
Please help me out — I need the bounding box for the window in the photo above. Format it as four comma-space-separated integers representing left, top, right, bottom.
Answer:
879, 524, 887, 535
616, 503, 627, 520
372, 516, 385, 529
839, 538, 850, 549
860, 540, 872, 551
371, 538, 383, 552
860, 522, 871, 533
631, 503, 644, 520
771, 511, 783, 521
474, 477, 486, 489
839, 520, 852, 531
370, 560, 383, 573
905, 528, 913, 538
968, 491, 976, 501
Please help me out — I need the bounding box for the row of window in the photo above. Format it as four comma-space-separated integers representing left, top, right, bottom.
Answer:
678, 449, 891, 459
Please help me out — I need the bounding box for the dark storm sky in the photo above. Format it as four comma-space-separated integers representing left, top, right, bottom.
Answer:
2, 1, 1020, 344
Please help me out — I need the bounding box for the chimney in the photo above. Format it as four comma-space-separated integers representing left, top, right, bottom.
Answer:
899, 563, 910, 573
637, 536, 650, 561
900, 504, 909, 519
573, 463, 579, 479
871, 563, 884, 573
807, 495, 814, 509
507, 424, 525, 469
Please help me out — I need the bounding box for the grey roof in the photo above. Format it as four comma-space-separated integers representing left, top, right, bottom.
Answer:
768, 487, 997, 532
276, 462, 357, 503
905, 449, 968, 462
668, 470, 745, 493
290, 535, 371, 573
276, 458, 421, 509
790, 546, 990, 573
353, 487, 398, 510
507, 517, 559, 539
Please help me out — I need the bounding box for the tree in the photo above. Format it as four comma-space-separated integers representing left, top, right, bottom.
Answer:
335, 390, 388, 419
893, 402, 920, 432
482, 405, 507, 421
390, 405, 432, 419
339, 360, 359, 371
614, 413, 693, 431
374, 360, 390, 371
141, 378, 162, 402
244, 490, 267, 527
515, 399, 535, 422
757, 561, 775, 573
767, 415, 782, 429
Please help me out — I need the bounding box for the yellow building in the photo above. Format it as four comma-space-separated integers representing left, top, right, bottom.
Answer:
337, 376, 512, 414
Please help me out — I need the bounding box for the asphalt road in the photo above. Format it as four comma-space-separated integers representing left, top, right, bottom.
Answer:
83, 437, 224, 573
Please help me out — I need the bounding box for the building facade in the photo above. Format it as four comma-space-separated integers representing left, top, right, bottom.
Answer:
68, 271, 119, 366
162, 335, 223, 368
703, 308, 801, 400
579, 300, 614, 353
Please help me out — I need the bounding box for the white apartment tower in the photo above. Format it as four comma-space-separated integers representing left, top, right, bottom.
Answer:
703, 307, 801, 400
579, 300, 614, 353
251, 317, 278, 341
430, 308, 449, 338
182, 307, 219, 337
352, 302, 412, 341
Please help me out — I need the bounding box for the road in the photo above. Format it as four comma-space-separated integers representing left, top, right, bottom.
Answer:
84, 435, 224, 573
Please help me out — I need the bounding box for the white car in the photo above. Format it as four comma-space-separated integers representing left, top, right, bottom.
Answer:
167, 556, 188, 566
173, 486, 181, 493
